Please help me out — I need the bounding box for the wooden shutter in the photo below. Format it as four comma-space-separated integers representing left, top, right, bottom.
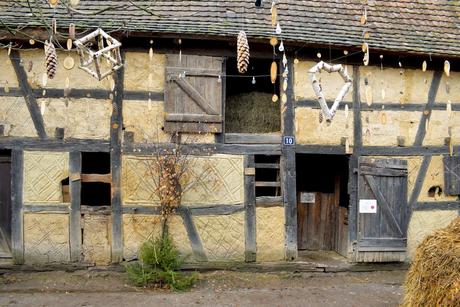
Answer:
164, 54, 223, 133
443, 155, 460, 195
357, 157, 409, 252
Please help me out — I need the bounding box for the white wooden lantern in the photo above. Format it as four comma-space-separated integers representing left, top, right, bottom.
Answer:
73, 28, 123, 80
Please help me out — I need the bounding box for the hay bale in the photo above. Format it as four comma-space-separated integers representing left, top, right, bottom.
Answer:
402, 216, 460, 307
225, 92, 280, 133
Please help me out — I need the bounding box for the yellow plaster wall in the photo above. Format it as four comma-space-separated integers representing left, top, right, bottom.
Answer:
41, 98, 111, 140
122, 154, 244, 206
193, 212, 245, 261
361, 110, 421, 146
24, 213, 70, 263
256, 207, 285, 261
0, 49, 19, 87
437, 71, 460, 103
23, 151, 69, 203
0, 97, 37, 137
423, 110, 459, 146
82, 214, 111, 265
294, 60, 353, 102
407, 210, 458, 259
124, 52, 165, 92
20, 50, 113, 90
295, 107, 353, 145
122, 214, 192, 261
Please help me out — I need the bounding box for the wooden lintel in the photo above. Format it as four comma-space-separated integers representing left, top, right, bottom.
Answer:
81, 173, 112, 184
0, 137, 110, 152
225, 133, 282, 144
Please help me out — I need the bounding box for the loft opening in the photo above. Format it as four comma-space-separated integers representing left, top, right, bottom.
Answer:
225, 57, 280, 133
296, 154, 349, 257
80, 152, 111, 207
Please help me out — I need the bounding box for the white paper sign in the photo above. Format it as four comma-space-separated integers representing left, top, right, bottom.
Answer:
359, 199, 377, 213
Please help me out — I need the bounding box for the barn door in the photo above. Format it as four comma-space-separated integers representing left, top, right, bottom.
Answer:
164, 54, 223, 133
0, 154, 12, 257
356, 157, 409, 259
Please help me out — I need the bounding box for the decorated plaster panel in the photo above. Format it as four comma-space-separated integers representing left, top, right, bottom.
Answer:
0, 49, 19, 87
256, 207, 285, 261
0, 97, 37, 137
82, 214, 111, 265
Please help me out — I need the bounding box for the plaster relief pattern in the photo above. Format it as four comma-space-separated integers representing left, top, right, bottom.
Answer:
123, 214, 192, 261
23, 151, 69, 203
122, 154, 244, 205
194, 213, 245, 261
0, 97, 36, 137
24, 213, 70, 263
256, 207, 285, 261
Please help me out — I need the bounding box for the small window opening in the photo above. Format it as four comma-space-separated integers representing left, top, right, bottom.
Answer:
225, 58, 281, 133
61, 177, 70, 203
81, 152, 111, 206
255, 155, 281, 197
428, 186, 442, 198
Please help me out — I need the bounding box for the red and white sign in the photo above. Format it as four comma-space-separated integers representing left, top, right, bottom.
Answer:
359, 199, 377, 213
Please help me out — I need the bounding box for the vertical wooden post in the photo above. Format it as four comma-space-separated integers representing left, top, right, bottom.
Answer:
282, 60, 297, 260
111, 55, 125, 263
348, 66, 362, 256
69, 151, 82, 262
11, 149, 24, 264
244, 155, 256, 262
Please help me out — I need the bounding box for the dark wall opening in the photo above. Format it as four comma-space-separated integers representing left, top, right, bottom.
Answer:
225, 57, 280, 133
0, 149, 12, 253
81, 152, 111, 207
296, 154, 349, 208
255, 155, 281, 197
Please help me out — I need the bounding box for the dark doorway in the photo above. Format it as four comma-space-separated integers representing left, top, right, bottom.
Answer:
296, 154, 349, 257
80, 152, 111, 207
0, 150, 12, 257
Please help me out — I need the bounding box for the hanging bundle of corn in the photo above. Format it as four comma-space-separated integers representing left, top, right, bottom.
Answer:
237, 31, 250, 74
44, 41, 58, 79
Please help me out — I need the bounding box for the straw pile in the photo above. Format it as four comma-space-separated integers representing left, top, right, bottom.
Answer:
402, 217, 460, 307
225, 92, 280, 133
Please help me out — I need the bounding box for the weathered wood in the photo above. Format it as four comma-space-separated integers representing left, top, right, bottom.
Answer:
255, 163, 280, 169
123, 142, 281, 155
10, 150, 23, 264
215, 57, 226, 144
244, 155, 256, 262
0, 137, 110, 152
255, 196, 283, 206
413, 201, 460, 211
282, 60, 297, 260
413, 70, 442, 146
22, 204, 69, 213
122, 206, 160, 215
443, 155, 460, 196
178, 206, 207, 262
360, 146, 460, 156
225, 133, 282, 144
255, 181, 281, 187
69, 152, 82, 262
166, 114, 222, 123
110, 53, 124, 263
164, 54, 223, 133
408, 156, 431, 207
189, 204, 245, 216
80, 173, 112, 184
360, 166, 407, 177
356, 158, 408, 259
352, 66, 362, 152
9, 50, 47, 139
295, 145, 347, 155
54, 128, 65, 140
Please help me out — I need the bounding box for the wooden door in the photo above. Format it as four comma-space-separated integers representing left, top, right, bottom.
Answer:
164, 54, 223, 133
355, 157, 408, 260
0, 155, 12, 256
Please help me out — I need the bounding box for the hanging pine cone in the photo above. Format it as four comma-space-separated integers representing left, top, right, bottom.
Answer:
44, 41, 57, 79
237, 31, 249, 74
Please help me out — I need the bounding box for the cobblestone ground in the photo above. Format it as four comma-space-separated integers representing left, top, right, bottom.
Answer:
0, 270, 405, 307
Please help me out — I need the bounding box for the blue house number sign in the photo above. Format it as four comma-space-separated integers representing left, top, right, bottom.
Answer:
283, 136, 295, 146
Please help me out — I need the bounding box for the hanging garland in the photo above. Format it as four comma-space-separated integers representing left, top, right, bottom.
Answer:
308, 61, 352, 121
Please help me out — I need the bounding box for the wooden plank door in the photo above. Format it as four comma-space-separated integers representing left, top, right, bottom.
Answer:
0, 155, 12, 256
356, 157, 408, 260
164, 54, 223, 133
